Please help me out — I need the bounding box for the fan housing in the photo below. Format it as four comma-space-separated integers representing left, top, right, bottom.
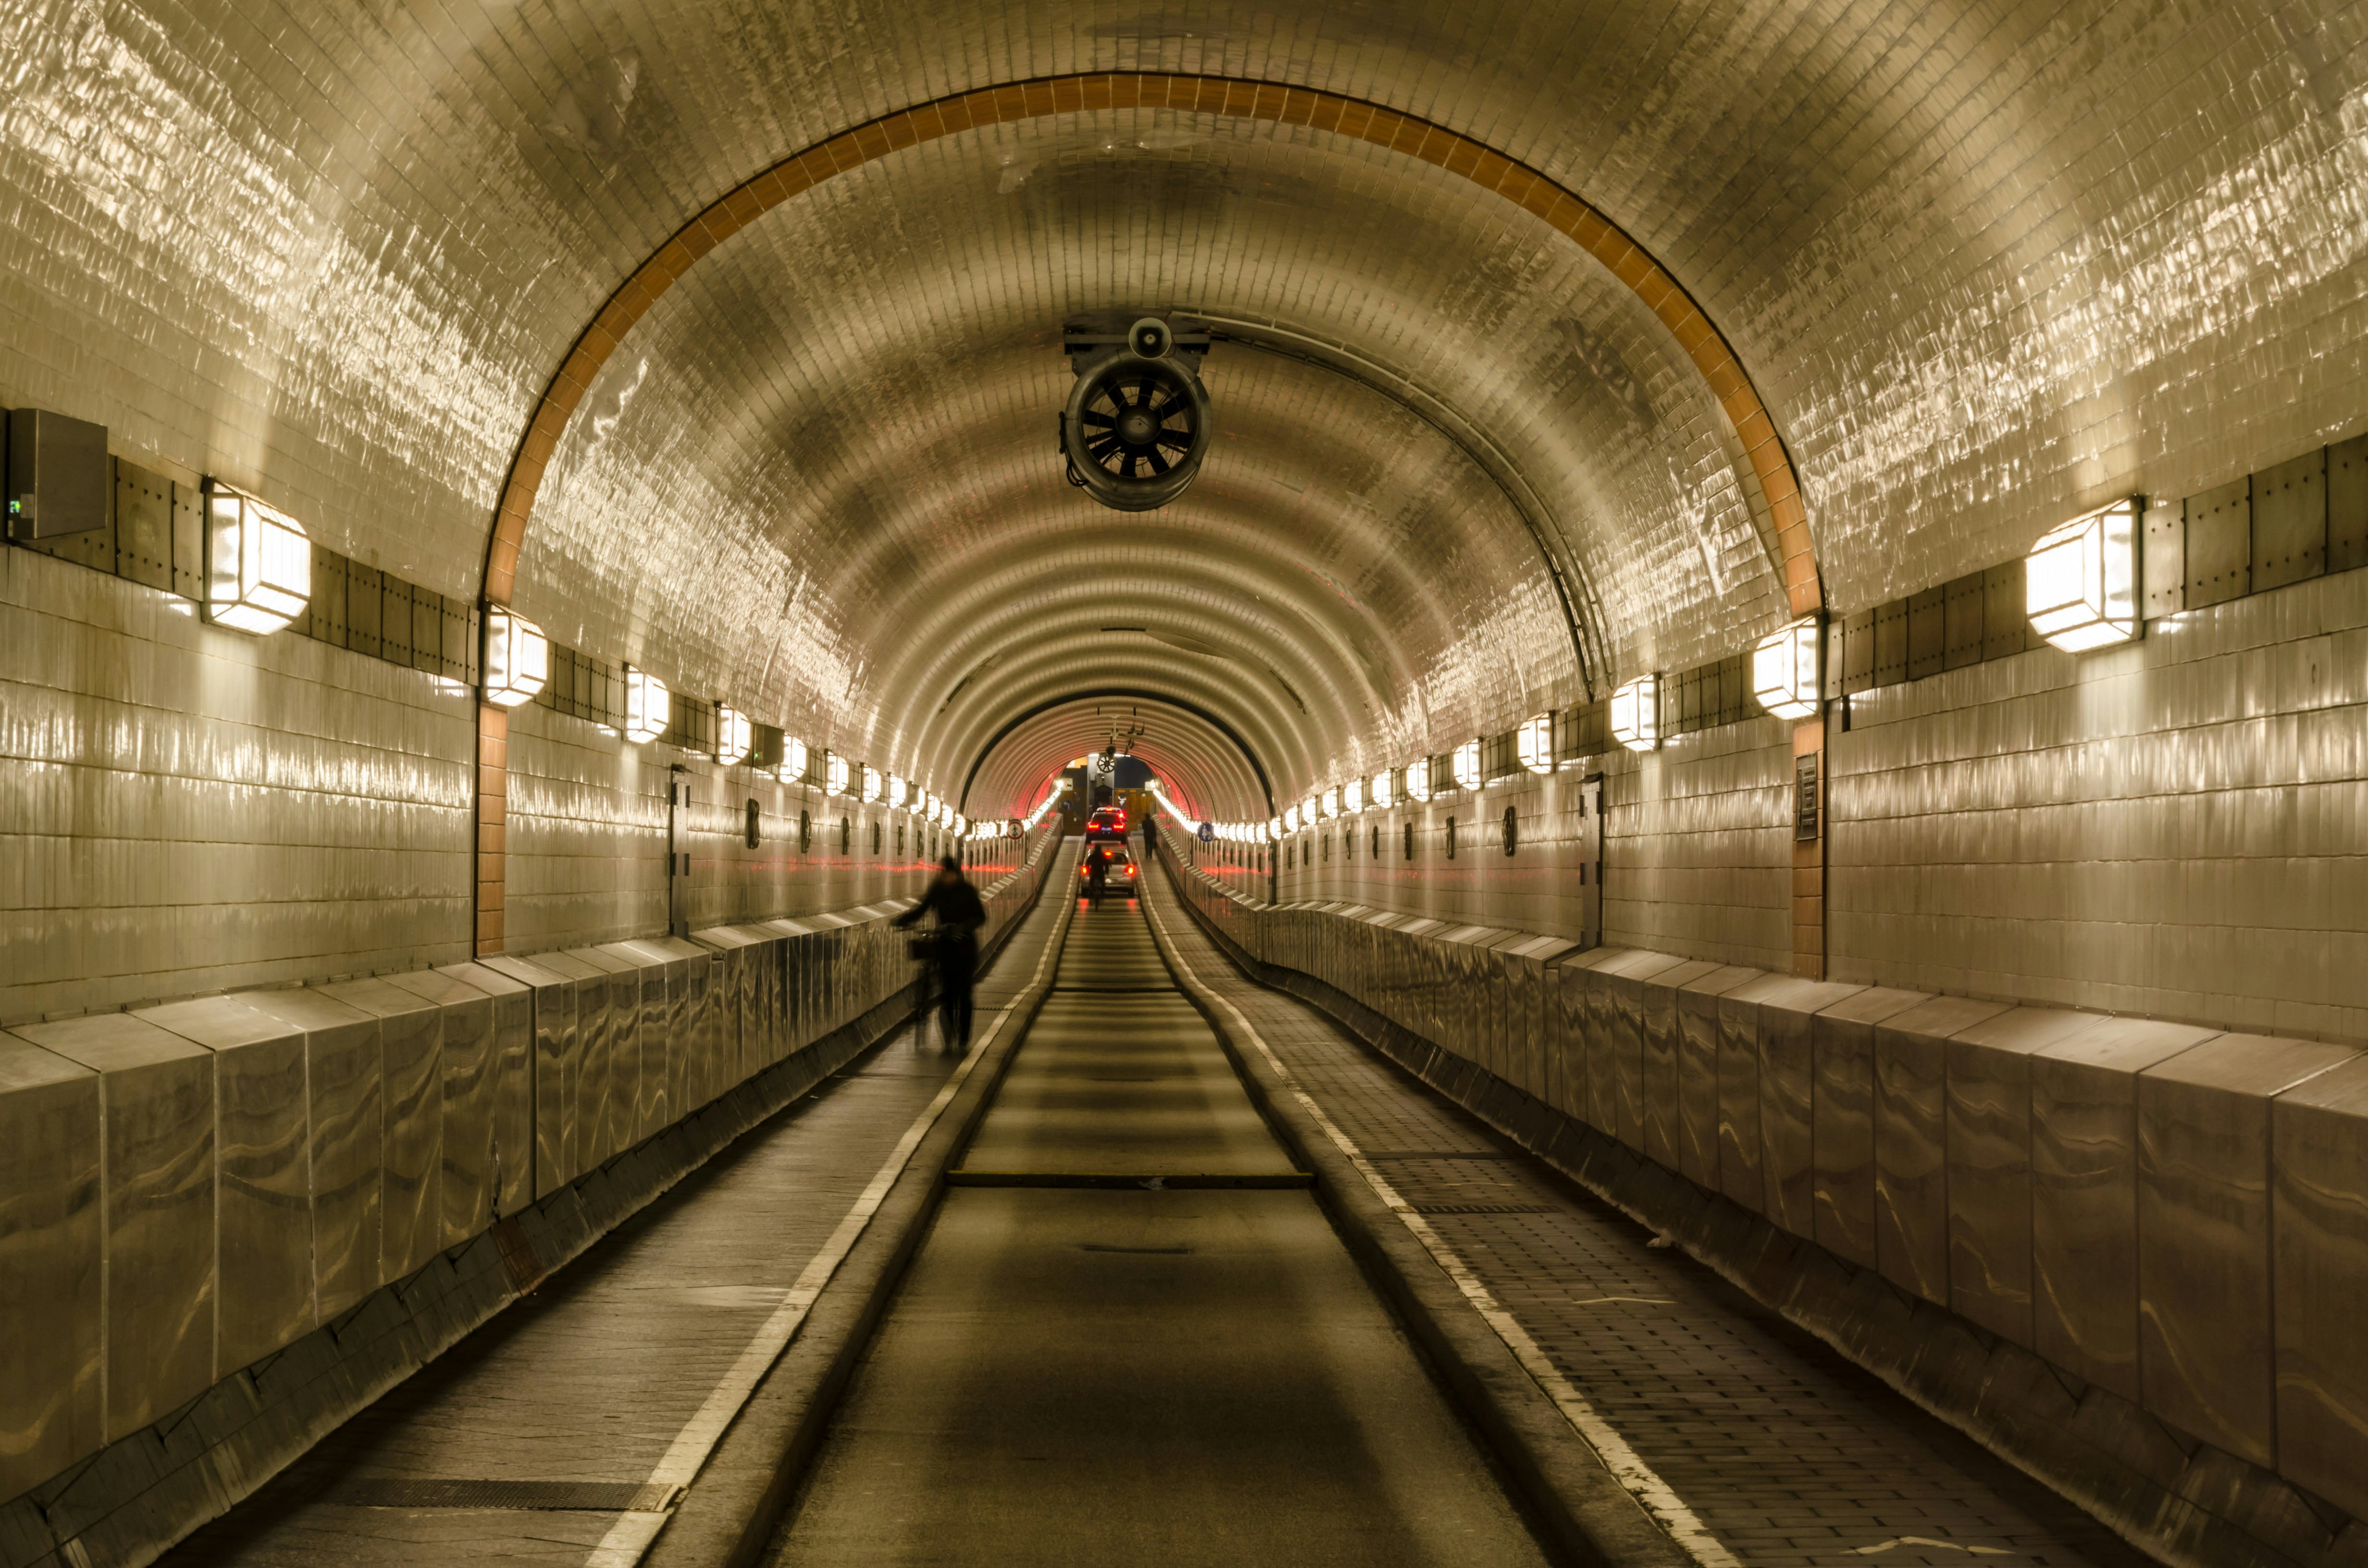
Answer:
1060, 316, 1212, 512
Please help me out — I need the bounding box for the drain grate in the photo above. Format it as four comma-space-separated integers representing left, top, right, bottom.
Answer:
326, 1478, 676, 1512
1410, 1203, 1558, 1216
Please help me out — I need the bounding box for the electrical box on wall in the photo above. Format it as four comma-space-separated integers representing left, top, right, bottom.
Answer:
7, 408, 109, 540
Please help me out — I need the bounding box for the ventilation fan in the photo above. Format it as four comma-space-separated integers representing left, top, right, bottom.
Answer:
1059, 315, 1212, 512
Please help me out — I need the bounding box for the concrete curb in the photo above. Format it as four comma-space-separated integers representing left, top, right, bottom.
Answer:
643, 853, 1077, 1568
1137, 865, 1690, 1568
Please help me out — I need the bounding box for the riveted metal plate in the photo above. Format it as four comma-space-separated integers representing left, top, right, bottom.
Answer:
2251, 447, 2327, 590
2184, 477, 2252, 608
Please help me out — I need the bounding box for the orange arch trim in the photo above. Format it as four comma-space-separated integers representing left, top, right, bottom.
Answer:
483, 72, 1820, 618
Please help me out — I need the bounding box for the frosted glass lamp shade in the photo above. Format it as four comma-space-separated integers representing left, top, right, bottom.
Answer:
204, 486, 310, 635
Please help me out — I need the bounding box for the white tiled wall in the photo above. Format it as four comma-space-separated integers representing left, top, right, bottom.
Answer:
0, 549, 473, 1021
503, 700, 992, 952
1830, 569, 2368, 1043
1256, 730, 1791, 972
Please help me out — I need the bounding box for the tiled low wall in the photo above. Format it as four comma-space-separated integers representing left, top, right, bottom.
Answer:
1159, 842, 2368, 1565
0, 825, 1061, 1519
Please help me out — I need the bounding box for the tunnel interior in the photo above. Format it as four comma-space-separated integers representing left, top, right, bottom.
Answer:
3, 5, 2368, 1568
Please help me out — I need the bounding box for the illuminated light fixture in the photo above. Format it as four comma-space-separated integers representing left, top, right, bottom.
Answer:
1610, 675, 1660, 752
1283, 805, 1300, 833
1752, 619, 1823, 721
715, 705, 752, 765
625, 668, 670, 744
1370, 771, 1394, 810
1269, 817, 1283, 840
1302, 796, 1318, 825
1517, 714, 1554, 775
1452, 739, 1482, 792
888, 775, 909, 808
825, 752, 851, 796
2027, 498, 2141, 652
953, 813, 966, 835
783, 737, 809, 782
1344, 778, 1364, 813
482, 609, 549, 708
1406, 759, 1434, 802
1322, 787, 1341, 819
1021, 775, 1070, 830
203, 484, 311, 635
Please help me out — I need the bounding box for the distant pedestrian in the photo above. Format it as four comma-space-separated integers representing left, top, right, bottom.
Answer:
896, 856, 987, 1051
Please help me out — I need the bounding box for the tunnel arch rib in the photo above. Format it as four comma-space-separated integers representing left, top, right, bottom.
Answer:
482, 72, 1822, 618
472, 71, 1829, 957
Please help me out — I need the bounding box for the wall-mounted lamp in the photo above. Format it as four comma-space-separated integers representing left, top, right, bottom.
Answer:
888, 775, 909, 808
2027, 498, 2141, 652
1610, 675, 1659, 752
1452, 739, 1482, 792
860, 766, 883, 803
203, 484, 310, 635
716, 705, 752, 765
1284, 805, 1301, 833
1751, 620, 1822, 720
1370, 770, 1395, 809
1344, 778, 1365, 813
1322, 786, 1342, 819
1268, 816, 1283, 840
783, 737, 809, 783
482, 609, 549, 708
625, 668, 670, 744
1516, 713, 1554, 775
1405, 759, 1433, 802
825, 752, 851, 796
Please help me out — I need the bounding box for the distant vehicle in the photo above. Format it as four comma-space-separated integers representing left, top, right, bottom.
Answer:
1085, 805, 1130, 840
1079, 844, 1137, 899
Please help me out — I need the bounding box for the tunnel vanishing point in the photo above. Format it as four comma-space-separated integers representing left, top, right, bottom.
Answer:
3, 6, 2368, 1568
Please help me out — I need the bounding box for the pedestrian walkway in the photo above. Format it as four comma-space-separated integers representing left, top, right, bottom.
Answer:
1141, 863, 2151, 1568
160, 874, 1073, 1568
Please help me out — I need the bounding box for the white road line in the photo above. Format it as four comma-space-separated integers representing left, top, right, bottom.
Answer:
587, 858, 1075, 1566
1139, 881, 1741, 1568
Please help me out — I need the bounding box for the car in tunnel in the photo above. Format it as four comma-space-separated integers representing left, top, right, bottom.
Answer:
1079, 844, 1136, 889
1085, 805, 1129, 841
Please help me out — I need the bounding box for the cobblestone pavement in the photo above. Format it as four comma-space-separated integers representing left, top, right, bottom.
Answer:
1145, 869, 2153, 1568
163, 882, 1071, 1568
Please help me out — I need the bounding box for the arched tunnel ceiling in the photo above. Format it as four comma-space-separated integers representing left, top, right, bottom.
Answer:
5, 0, 2364, 818
506, 104, 1786, 814
964, 694, 1269, 824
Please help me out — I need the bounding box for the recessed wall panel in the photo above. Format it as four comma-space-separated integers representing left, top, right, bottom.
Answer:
1945, 1008, 2105, 1349
15, 1015, 216, 1438
1811, 988, 1929, 1269
318, 979, 444, 1281
2138, 1035, 2358, 1469
134, 996, 314, 1373
482, 953, 579, 1197
240, 988, 384, 1318
439, 961, 535, 1216
0, 1038, 101, 1498
1874, 997, 2009, 1305
2272, 1056, 2368, 1519
2027, 1019, 2220, 1401
383, 969, 498, 1247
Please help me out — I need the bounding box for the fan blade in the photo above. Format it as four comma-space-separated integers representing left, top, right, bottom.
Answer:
1087, 432, 1125, 460
1081, 409, 1116, 429
1145, 448, 1171, 476
1110, 376, 1138, 408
